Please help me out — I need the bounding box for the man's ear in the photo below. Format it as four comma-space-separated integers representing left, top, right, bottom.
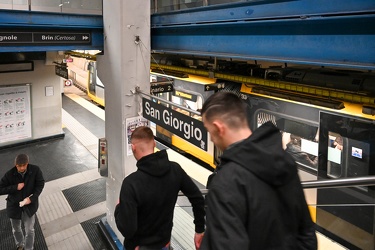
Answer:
212, 120, 225, 136
131, 143, 136, 152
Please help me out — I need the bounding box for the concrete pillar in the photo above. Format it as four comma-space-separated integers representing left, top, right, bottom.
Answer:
96, 0, 150, 242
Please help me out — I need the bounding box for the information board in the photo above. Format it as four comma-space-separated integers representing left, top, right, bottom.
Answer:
0, 85, 32, 144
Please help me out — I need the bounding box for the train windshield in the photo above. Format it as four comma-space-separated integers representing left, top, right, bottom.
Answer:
171, 90, 203, 119
255, 110, 319, 171
317, 112, 375, 248
320, 112, 374, 183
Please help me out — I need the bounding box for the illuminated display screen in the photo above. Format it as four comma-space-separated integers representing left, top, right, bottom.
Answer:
352, 147, 363, 159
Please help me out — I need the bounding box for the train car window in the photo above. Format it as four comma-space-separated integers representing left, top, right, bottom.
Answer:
257, 112, 276, 127
171, 89, 203, 120
154, 92, 170, 107
256, 110, 319, 171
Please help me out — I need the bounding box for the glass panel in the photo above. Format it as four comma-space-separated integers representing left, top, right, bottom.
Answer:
175, 183, 375, 250
0, 0, 103, 14
151, 0, 246, 13
315, 186, 375, 250
31, 0, 62, 12
13, 0, 28, 10
171, 196, 197, 249
62, 0, 102, 15
0, 0, 12, 10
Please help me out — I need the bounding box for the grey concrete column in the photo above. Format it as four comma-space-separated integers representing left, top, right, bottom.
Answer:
96, 0, 150, 242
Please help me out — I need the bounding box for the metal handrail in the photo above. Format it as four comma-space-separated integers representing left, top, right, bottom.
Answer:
301, 176, 375, 189
178, 176, 375, 196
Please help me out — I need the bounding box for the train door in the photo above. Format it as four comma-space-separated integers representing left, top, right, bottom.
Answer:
316, 111, 375, 250
86, 61, 105, 106
87, 61, 98, 96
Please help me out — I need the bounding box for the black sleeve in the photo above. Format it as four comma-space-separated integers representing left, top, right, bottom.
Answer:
206, 170, 217, 189
114, 180, 138, 239
297, 197, 318, 250
30, 166, 45, 203
0, 171, 18, 195
178, 165, 205, 233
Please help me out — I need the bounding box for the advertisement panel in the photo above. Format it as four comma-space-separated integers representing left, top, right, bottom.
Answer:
0, 85, 32, 144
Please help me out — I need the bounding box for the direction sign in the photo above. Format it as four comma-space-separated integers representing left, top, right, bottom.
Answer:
173, 90, 198, 101
55, 65, 68, 79
33, 32, 91, 43
0, 33, 32, 43
0, 31, 91, 45
150, 82, 174, 94
204, 83, 226, 91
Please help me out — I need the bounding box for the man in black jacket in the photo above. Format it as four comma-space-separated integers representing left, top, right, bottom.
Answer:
0, 154, 45, 250
115, 126, 205, 250
200, 92, 317, 250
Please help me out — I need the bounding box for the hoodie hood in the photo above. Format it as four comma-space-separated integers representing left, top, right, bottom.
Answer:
220, 121, 296, 187
136, 150, 171, 177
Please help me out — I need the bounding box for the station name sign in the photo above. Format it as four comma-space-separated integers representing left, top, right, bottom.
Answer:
142, 98, 207, 151
0, 32, 91, 45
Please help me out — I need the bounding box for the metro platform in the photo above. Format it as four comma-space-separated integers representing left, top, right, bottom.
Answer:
0, 85, 345, 250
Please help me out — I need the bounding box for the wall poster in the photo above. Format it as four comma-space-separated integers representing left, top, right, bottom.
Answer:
125, 116, 149, 156
0, 84, 32, 144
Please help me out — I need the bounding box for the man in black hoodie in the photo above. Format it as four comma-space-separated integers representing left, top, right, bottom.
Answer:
200, 92, 317, 250
115, 126, 205, 250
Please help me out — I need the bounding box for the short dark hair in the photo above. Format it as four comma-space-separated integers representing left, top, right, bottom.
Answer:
201, 92, 248, 128
15, 154, 29, 165
131, 126, 154, 142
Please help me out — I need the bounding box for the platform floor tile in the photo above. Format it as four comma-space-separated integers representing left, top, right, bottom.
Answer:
62, 178, 106, 212
0, 210, 48, 249
82, 213, 112, 250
